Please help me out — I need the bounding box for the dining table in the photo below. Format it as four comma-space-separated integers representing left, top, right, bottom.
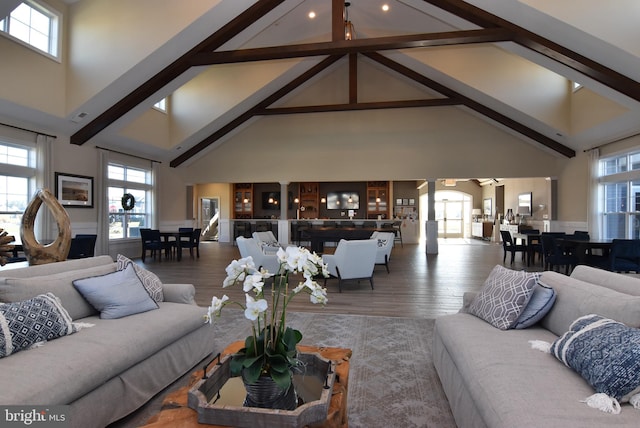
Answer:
159, 231, 192, 261
558, 238, 613, 266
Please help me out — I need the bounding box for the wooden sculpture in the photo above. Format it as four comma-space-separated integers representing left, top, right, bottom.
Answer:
0, 228, 16, 266
20, 188, 72, 265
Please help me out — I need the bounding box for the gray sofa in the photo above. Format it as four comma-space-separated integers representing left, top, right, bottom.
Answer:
434, 265, 640, 428
0, 256, 216, 428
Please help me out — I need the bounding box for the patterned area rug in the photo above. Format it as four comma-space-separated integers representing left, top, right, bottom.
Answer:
111, 311, 456, 428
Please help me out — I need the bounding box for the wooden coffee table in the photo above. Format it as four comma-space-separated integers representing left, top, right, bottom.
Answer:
142, 342, 351, 428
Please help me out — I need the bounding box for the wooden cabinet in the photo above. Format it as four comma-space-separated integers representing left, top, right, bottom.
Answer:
299, 182, 319, 219
233, 183, 253, 219
366, 181, 389, 219
472, 221, 493, 239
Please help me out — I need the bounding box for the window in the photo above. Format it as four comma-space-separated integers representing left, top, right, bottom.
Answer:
599, 150, 640, 239
0, 1, 60, 59
153, 98, 167, 113
107, 164, 153, 240
0, 142, 36, 243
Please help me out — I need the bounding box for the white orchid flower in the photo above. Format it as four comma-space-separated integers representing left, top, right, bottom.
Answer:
243, 272, 265, 293
205, 294, 229, 323
244, 294, 268, 321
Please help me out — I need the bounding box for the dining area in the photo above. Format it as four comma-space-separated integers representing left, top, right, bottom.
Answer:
140, 227, 202, 262
504, 229, 640, 275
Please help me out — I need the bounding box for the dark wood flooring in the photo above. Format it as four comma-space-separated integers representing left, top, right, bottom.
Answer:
139, 238, 544, 318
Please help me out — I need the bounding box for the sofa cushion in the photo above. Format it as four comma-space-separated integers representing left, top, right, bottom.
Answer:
0, 263, 116, 320
540, 271, 640, 336
468, 265, 539, 330
116, 254, 164, 302
513, 282, 556, 329
550, 314, 640, 403
570, 265, 640, 296
0, 293, 78, 358
73, 264, 158, 319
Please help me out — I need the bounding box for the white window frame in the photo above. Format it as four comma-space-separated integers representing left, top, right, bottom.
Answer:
107, 161, 155, 241
0, 0, 62, 62
0, 139, 37, 244
598, 150, 640, 240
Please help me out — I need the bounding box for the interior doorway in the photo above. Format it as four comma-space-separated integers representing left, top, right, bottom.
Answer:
199, 197, 220, 241
419, 190, 472, 240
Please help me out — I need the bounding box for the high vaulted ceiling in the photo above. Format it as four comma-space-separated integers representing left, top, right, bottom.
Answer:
5, 1, 640, 168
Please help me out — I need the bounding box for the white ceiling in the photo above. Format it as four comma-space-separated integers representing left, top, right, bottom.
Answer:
4, 0, 640, 166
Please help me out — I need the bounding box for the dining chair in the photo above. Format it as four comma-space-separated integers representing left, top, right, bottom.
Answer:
140, 228, 164, 262
499, 230, 527, 264
67, 234, 97, 259
321, 239, 377, 292
540, 233, 577, 274
179, 228, 201, 259
520, 229, 542, 266
604, 239, 640, 273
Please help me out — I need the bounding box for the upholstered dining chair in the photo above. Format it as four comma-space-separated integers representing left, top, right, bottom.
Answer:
321, 239, 377, 292
370, 231, 395, 273
179, 228, 202, 258
499, 230, 527, 265
236, 236, 281, 274
140, 228, 165, 262
67, 234, 97, 259
604, 239, 640, 273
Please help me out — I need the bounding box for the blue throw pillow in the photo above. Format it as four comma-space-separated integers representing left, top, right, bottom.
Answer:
513, 282, 556, 329
551, 314, 640, 405
73, 263, 158, 319
0, 293, 78, 358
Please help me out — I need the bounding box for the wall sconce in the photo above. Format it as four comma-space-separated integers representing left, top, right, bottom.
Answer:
321, 197, 326, 203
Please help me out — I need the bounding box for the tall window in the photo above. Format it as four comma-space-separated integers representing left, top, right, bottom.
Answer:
0, 1, 60, 59
107, 164, 153, 240
0, 142, 36, 243
599, 151, 640, 239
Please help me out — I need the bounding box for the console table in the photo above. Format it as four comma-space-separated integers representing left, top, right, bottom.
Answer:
142, 342, 351, 428
471, 221, 493, 239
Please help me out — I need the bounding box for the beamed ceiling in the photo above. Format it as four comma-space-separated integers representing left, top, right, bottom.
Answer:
6, 1, 640, 168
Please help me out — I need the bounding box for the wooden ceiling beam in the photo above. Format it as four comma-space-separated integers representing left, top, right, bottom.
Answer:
259, 98, 462, 115
364, 51, 576, 158
189, 28, 512, 66
423, 0, 640, 103
70, 0, 287, 146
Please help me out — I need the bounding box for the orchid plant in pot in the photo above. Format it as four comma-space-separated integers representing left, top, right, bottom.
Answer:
205, 245, 329, 409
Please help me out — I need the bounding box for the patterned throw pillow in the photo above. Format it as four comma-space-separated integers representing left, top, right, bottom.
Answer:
550, 314, 640, 407
116, 254, 164, 302
469, 265, 539, 330
0, 293, 79, 358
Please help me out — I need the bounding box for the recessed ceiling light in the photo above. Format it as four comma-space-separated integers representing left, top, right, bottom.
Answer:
382, 4, 390, 12
308, 11, 316, 19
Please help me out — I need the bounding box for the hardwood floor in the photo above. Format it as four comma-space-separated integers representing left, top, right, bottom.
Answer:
139, 238, 544, 318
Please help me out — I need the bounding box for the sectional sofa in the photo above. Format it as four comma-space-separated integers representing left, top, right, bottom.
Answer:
0, 255, 216, 428
434, 265, 640, 428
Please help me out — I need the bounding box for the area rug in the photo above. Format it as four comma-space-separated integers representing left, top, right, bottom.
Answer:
111, 311, 456, 428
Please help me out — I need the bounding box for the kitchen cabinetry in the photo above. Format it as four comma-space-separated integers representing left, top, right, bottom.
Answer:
299, 182, 319, 219
233, 183, 253, 219
366, 181, 389, 219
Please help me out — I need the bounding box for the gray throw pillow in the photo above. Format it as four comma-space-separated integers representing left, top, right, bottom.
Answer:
116, 254, 164, 302
73, 264, 158, 319
469, 265, 539, 330
513, 281, 557, 329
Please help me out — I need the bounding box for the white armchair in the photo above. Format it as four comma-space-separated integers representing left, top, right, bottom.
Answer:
370, 231, 395, 273
236, 236, 281, 274
252, 230, 282, 254
321, 239, 378, 292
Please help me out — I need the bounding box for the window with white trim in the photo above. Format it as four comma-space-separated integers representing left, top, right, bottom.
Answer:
599, 150, 640, 239
0, 141, 37, 243
153, 98, 167, 113
108, 164, 153, 240
0, 1, 60, 59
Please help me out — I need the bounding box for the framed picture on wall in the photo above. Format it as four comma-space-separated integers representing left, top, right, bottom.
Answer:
55, 172, 94, 208
483, 198, 492, 216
